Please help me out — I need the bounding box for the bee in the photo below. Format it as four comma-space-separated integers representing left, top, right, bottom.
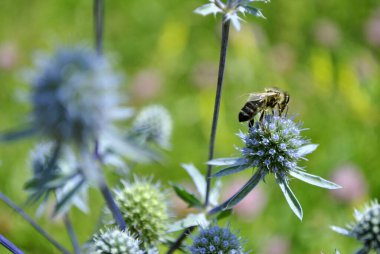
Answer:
238, 88, 290, 126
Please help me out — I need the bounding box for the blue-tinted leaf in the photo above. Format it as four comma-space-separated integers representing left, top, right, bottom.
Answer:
167, 213, 208, 233
330, 226, 351, 237
194, 3, 222, 16
226, 13, 242, 31
296, 144, 318, 157
53, 177, 85, 217
243, 6, 266, 19
277, 179, 303, 220
207, 157, 246, 166
0, 127, 37, 142
182, 164, 206, 200
171, 184, 202, 208
289, 169, 341, 189
209, 171, 262, 214
212, 164, 250, 178
216, 208, 233, 220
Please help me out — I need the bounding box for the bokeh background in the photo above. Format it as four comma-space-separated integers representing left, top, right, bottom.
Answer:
0, 0, 380, 253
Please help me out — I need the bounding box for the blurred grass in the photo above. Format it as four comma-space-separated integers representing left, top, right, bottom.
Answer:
0, 0, 380, 253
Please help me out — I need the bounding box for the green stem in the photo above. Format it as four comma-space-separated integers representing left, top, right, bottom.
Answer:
94, 0, 104, 56
205, 18, 231, 207
0, 234, 24, 254
64, 214, 81, 254
0, 192, 71, 254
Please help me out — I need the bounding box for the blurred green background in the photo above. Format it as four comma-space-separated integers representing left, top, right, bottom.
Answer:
0, 0, 380, 253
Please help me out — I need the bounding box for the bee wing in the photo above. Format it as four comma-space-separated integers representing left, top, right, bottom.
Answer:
247, 93, 266, 102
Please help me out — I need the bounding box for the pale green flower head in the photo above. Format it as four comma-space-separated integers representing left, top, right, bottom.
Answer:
195, 0, 269, 30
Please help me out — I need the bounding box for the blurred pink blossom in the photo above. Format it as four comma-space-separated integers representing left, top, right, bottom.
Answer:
269, 43, 295, 74
330, 164, 368, 203
0, 42, 19, 70
262, 235, 291, 254
365, 8, 380, 47
131, 69, 163, 101
223, 177, 267, 219
313, 19, 341, 48
191, 62, 217, 89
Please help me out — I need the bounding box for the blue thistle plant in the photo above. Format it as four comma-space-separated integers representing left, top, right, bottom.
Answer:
195, 0, 269, 31
208, 114, 341, 220
189, 225, 245, 254
331, 200, 380, 254
29, 46, 127, 145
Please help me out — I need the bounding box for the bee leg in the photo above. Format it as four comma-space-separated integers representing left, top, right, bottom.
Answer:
259, 111, 266, 122
285, 106, 289, 117
248, 119, 255, 128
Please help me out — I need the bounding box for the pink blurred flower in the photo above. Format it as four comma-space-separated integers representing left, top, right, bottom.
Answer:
223, 177, 267, 219
191, 62, 217, 89
262, 235, 291, 254
330, 164, 368, 203
269, 43, 295, 74
0, 42, 19, 70
365, 9, 380, 47
313, 19, 341, 49
131, 69, 163, 101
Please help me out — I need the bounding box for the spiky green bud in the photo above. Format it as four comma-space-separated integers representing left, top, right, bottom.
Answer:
113, 180, 169, 247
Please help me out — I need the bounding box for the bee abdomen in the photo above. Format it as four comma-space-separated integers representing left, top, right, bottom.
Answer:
238, 101, 260, 122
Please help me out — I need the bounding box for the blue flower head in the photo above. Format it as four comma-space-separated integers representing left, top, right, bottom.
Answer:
189, 225, 245, 254
332, 200, 380, 254
208, 114, 341, 220
30, 46, 126, 144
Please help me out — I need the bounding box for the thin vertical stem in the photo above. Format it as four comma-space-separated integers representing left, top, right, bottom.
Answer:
167, 18, 232, 254
205, 19, 231, 207
64, 214, 81, 254
0, 234, 24, 254
94, 0, 104, 56
0, 192, 71, 254
93, 0, 126, 232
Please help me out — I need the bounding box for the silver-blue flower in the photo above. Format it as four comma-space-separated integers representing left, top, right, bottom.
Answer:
208, 114, 341, 220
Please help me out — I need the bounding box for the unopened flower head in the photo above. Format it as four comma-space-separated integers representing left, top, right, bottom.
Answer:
112, 179, 169, 246
30, 46, 124, 144
240, 114, 307, 178
195, 0, 269, 31
332, 200, 380, 253
132, 105, 172, 149
189, 225, 245, 254
92, 228, 143, 254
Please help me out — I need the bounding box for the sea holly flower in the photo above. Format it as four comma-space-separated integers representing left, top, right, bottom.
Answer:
131, 105, 173, 149
92, 228, 144, 254
111, 179, 170, 247
208, 114, 341, 220
189, 225, 245, 254
331, 200, 380, 254
195, 0, 269, 31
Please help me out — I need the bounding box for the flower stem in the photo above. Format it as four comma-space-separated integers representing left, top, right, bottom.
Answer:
0, 192, 71, 254
93, 142, 127, 231
0, 234, 24, 254
166, 226, 195, 254
94, 0, 104, 56
205, 19, 231, 207
98, 177, 127, 231
64, 214, 81, 254
167, 18, 232, 254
